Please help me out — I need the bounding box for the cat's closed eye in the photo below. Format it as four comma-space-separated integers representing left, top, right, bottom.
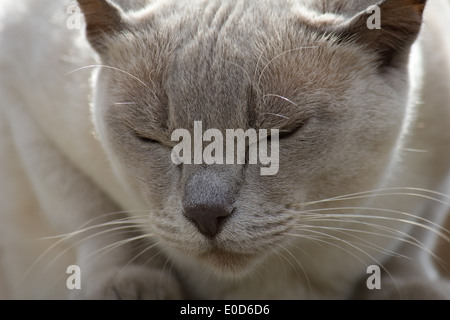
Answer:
267, 118, 310, 142
134, 131, 161, 145
275, 129, 298, 140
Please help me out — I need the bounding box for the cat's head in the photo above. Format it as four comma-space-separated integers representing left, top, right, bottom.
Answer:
77, 0, 426, 276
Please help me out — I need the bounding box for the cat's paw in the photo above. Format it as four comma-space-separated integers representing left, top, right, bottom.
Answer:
71, 265, 183, 300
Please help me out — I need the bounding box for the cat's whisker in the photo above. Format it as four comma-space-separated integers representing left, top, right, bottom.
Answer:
41, 225, 148, 277
85, 233, 155, 263
295, 225, 401, 256
41, 215, 149, 240
18, 213, 150, 286
290, 227, 413, 296
273, 242, 313, 297
292, 224, 415, 260
114, 102, 137, 106
42, 209, 151, 239
287, 206, 450, 264
257, 46, 319, 88
287, 199, 450, 240
296, 207, 450, 242
263, 94, 297, 109
295, 212, 439, 235
43, 233, 158, 297
65, 64, 161, 103
65, 64, 154, 91
402, 148, 429, 153
298, 187, 450, 208
219, 59, 253, 86
293, 217, 429, 249
309, 222, 450, 268
285, 229, 401, 294
308, 191, 450, 209
287, 230, 368, 265
160, 253, 174, 292
283, 237, 320, 266
272, 237, 329, 295
119, 239, 163, 273
272, 244, 294, 279
263, 112, 290, 120
253, 39, 275, 82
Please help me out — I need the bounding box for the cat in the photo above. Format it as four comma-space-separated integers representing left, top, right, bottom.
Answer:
1, 0, 450, 299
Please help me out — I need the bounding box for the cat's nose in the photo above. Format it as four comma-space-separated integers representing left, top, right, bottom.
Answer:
182, 165, 241, 238
183, 204, 233, 238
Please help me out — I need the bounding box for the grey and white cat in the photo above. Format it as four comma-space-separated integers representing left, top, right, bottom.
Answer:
1, 0, 450, 299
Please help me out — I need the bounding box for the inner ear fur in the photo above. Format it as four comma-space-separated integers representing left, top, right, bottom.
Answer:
76, 0, 130, 54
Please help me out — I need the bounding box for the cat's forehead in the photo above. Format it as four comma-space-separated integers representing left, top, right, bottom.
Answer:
107, 0, 371, 132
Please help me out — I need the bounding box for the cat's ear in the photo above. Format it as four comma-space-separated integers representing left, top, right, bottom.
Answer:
76, 0, 130, 54
331, 0, 427, 69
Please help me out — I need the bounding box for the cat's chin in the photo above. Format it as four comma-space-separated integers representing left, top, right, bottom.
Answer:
164, 241, 267, 278
194, 247, 263, 278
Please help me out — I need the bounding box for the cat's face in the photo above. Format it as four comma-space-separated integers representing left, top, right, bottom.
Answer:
79, 0, 425, 276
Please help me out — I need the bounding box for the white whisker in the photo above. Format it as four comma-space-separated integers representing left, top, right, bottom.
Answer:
86, 234, 154, 263
295, 207, 450, 243
300, 187, 450, 208
120, 240, 162, 272
263, 94, 297, 109
114, 102, 137, 105
264, 112, 291, 120
286, 229, 401, 296
293, 224, 412, 259
220, 59, 252, 85
257, 46, 319, 87
65, 64, 155, 92
18, 213, 150, 287
274, 242, 312, 297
